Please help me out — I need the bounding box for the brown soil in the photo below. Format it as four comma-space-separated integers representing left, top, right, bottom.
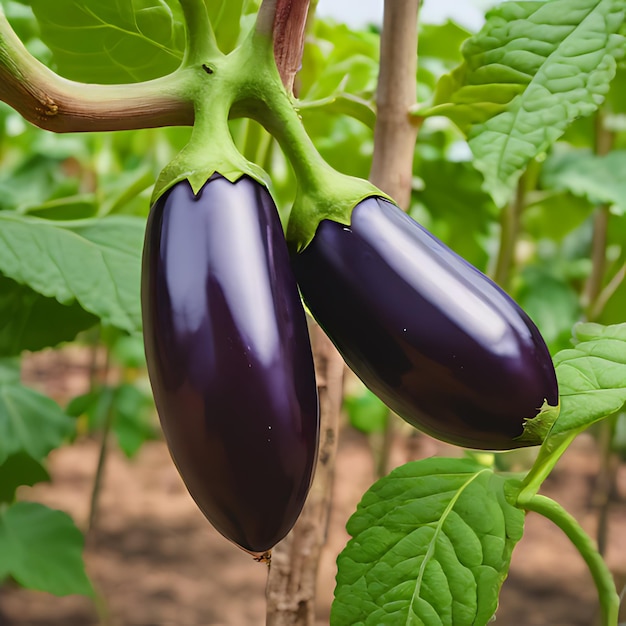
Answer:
1, 351, 625, 626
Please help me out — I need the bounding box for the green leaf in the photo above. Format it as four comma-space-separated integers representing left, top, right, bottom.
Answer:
0, 372, 75, 464
299, 94, 376, 130
0, 501, 92, 596
0, 452, 50, 503
67, 383, 156, 458
300, 20, 379, 102
344, 385, 388, 434
551, 322, 626, 435
522, 189, 594, 242
332, 458, 524, 626
541, 148, 626, 214
416, 158, 498, 269
29, 0, 185, 83
0, 213, 145, 333
112, 383, 156, 458
418, 21, 472, 67
424, 0, 625, 206
0, 274, 98, 356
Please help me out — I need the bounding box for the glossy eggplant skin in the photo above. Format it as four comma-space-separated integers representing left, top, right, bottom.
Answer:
292, 197, 558, 450
142, 176, 319, 554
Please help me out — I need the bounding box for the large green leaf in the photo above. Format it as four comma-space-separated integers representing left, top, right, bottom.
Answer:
0, 274, 98, 356
0, 360, 75, 464
332, 458, 524, 626
541, 148, 626, 214
424, 0, 625, 206
28, 0, 185, 83
551, 322, 626, 435
0, 501, 92, 596
0, 212, 144, 333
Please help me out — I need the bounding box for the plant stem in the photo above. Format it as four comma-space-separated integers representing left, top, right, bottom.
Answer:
0, 7, 194, 132
178, 0, 220, 65
583, 109, 618, 561
522, 494, 620, 626
271, 0, 312, 92
87, 386, 115, 533
266, 326, 345, 625
516, 429, 582, 503
493, 173, 526, 289
263, 2, 344, 623
367, 0, 420, 475
369, 0, 421, 210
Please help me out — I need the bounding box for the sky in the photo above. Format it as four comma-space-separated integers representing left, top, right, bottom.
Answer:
316, 0, 501, 31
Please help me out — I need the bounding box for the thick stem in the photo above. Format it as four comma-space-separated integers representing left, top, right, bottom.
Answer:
266, 326, 344, 625
262, 4, 344, 624
522, 495, 620, 626
178, 0, 220, 64
369, 0, 420, 210
0, 8, 193, 133
272, 0, 312, 93
367, 0, 420, 476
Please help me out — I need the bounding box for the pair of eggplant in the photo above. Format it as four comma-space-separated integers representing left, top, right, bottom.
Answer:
141, 175, 558, 554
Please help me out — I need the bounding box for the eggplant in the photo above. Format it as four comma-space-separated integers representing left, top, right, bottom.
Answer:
141, 175, 319, 555
291, 196, 558, 450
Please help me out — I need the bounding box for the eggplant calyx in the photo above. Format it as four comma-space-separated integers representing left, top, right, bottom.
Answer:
515, 399, 561, 446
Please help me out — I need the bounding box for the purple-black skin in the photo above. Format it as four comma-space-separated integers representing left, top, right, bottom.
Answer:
292, 196, 558, 450
141, 175, 319, 554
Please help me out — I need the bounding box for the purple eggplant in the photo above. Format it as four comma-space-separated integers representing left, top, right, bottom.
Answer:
291, 196, 558, 450
141, 175, 319, 555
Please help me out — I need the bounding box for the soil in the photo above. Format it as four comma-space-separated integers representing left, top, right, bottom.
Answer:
0, 350, 625, 626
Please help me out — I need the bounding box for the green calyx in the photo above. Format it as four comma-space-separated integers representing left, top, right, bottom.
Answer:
514, 398, 560, 446
150, 54, 270, 204
154, 0, 390, 241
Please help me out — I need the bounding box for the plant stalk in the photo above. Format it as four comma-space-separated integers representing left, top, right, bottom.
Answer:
0, 6, 194, 132
584, 110, 618, 560
369, 0, 421, 210
263, 2, 345, 624
266, 325, 344, 625
367, 0, 420, 477
88, 386, 115, 533
522, 494, 620, 626
178, 0, 220, 64
493, 173, 526, 290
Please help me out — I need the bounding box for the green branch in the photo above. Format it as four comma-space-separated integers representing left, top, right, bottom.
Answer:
522, 494, 620, 626
0, 5, 194, 133
178, 0, 221, 65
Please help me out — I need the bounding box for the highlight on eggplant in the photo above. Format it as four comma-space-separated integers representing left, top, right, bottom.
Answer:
291, 196, 559, 451
141, 175, 319, 556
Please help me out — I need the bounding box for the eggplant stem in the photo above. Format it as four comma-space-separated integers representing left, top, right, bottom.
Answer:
521, 494, 620, 626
